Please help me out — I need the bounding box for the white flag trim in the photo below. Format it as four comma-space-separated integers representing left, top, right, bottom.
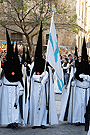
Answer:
46, 15, 64, 92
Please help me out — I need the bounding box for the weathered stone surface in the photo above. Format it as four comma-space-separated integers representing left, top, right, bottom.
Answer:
0, 0, 76, 54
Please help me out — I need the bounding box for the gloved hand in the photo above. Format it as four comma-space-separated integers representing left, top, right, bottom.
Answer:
41, 71, 48, 86
79, 74, 87, 80
71, 80, 76, 86
19, 90, 24, 96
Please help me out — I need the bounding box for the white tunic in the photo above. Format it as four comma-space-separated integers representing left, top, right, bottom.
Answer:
0, 76, 24, 126
59, 73, 90, 124
59, 67, 75, 122
22, 65, 30, 125
71, 75, 90, 123
29, 67, 58, 126
29, 71, 48, 126
22, 62, 34, 125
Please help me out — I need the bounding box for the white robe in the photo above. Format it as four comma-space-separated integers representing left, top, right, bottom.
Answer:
0, 76, 24, 126
71, 75, 90, 123
59, 67, 75, 122
59, 72, 90, 124
22, 62, 34, 125
22, 65, 30, 125
29, 66, 58, 126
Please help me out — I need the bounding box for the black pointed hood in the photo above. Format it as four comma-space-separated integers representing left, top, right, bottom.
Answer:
35, 21, 42, 60
74, 46, 79, 68
34, 21, 45, 75
31, 22, 45, 76
81, 37, 88, 62
80, 37, 89, 74
3, 30, 23, 83
75, 37, 90, 81
6, 29, 14, 60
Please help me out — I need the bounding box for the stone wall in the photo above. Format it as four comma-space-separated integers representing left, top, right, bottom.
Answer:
0, 0, 77, 55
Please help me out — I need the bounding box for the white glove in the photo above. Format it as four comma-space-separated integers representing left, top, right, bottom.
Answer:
28, 64, 31, 69
19, 90, 24, 96
79, 74, 87, 81
71, 80, 76, 86
79, 74, 84, 78
40, 72, 45, 78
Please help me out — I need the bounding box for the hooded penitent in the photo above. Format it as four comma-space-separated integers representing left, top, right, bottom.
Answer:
75, 37, 90, 81
31, 21, 45, 77
3, 29, 23, 83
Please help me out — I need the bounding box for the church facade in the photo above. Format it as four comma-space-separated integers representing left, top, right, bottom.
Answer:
76, 0, 90, 56
0, 0, 90, 56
